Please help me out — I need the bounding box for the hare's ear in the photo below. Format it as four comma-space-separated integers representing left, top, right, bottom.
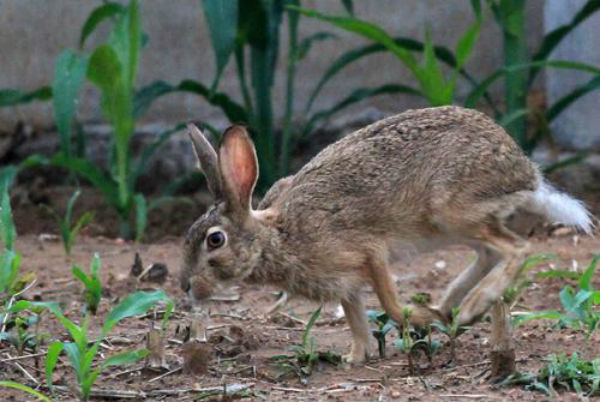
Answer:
218, 125, 258, 215
187, 124, 223, 199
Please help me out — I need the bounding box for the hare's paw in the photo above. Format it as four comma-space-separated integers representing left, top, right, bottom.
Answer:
342, 343, 369, 365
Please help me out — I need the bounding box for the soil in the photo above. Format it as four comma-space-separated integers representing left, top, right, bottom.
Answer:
2, 184, 600, 402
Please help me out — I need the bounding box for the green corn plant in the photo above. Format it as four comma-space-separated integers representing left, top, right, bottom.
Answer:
72, 253, 102, 315
41, 0, 188, 240
134, 0, 358, 189
10, 289, 173, 402
0, 381, 50, 402
46, 190, 94, 256
294, 1, 482, 108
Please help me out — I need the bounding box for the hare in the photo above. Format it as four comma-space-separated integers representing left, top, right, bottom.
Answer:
180, 106, 592, 375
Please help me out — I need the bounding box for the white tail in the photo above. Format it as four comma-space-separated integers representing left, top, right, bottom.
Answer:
525, 175, 593, 234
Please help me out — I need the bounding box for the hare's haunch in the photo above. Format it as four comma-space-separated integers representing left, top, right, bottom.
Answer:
181, 106, 592, 373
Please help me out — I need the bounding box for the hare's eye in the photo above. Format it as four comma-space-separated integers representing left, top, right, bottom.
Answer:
206, 231, 226, 249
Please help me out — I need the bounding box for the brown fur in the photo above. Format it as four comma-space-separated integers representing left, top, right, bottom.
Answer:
180, 106, 580, 365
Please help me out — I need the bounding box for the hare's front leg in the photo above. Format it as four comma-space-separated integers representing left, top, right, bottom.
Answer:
341, 293, 370, 364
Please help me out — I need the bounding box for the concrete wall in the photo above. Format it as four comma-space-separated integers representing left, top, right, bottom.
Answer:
0, 0, 545, 132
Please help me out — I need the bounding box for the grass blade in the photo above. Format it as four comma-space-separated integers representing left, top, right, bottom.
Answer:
302, 306, 322, 347
0, 381, 50, 402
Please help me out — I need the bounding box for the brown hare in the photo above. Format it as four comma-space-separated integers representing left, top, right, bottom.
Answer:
180, 106, 592, 377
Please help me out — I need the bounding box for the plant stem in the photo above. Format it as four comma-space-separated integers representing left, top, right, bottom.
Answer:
250, 47, 276, 190
501, 0, 528, 150
279, 6, 299, 177
235, 46, 254, 118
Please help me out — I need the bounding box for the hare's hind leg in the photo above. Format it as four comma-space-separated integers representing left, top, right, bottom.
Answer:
341, 292, 370, 364
455, 220, 529, 379
455, 225, 529, 326
437, 244, 502, 320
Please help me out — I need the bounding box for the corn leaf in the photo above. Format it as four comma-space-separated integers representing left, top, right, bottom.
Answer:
303, 83, 420, 137
102, 290, 173, 336
79, 2, 126, 47
201, 0, 238, 89
45, 341, 63, 393
0, 87, 52, 107
529, 0, 600, 84
53, 51, 88, 157
102, 348, 148, 368
465, 60, 600, 108
547, 75, 600, 122
133, 80, 248, 123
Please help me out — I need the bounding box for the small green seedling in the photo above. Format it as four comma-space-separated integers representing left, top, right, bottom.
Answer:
502, 352, 600, 397
513, 256, 600, 333
10, 290, 173, 402
271, 306, 340, 378
366, 310, 397, 358
557, 255, 600, 337
431, 307, 471, 363
0, 312, 47, 355
72, 253, 102, 315
392, 307, 433, 374
48, 190, 94, 255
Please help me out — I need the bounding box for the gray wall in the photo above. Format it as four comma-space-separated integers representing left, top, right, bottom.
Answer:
0, 0, 544, 131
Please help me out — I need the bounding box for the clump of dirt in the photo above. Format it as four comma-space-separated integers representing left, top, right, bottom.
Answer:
209, 324, 263, 357
182, 342, 212, 375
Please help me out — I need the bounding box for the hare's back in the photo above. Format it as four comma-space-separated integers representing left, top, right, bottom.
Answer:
276, 106, 536, 235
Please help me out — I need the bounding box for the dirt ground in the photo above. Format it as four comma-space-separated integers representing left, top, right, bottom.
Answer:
2, 205, 600, 402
